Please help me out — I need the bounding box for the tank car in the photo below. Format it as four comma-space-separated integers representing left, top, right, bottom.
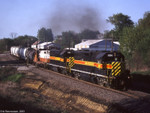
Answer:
10, 47, 28, 60
18, 47, 28, 60
25, 48, 36, 63
10, 46, 20, 57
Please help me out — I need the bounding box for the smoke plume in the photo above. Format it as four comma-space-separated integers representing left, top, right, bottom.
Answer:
47, 1, 105, 35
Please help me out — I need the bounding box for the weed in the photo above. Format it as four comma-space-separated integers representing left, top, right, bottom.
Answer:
132, 70, 150, 76
0, 67, 17, 80
3, 73, 24, 82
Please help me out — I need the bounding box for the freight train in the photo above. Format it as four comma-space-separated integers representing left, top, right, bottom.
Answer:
10, 46, 131, 90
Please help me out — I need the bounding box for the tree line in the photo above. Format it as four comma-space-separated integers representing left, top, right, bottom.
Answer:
0, 28, 100, 52
0, 11, 150, 71
0, 35, 37, 52
54, 29, 100, 49
37, 27, 100, 49
106, 12, 150, 71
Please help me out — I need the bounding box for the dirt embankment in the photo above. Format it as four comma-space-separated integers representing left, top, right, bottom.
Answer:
0, 53, 107, 113
0, 67, 107, 113
1, 66, 150, 113
0, 82, 51, 113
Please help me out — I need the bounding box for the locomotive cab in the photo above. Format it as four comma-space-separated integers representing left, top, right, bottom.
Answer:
101, 51, 124, 63
96, 51, 131, 89
34, 49, 50, 63
39, 50, 50, 63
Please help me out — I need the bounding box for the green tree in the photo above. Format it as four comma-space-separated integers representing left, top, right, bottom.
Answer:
37, 27, 53, 42
78, 29, 100, 40
60, 31, 79, 49
107, 13, 134, 40
13, 35, 37, 47
103, 30, 111, 39
120, 11, 150, 70
0, 38, 13, 52
0, 35, 37, 53
107, 13, 134, 31
138, 11, 150, 30
136, 11, 150, 67
137, 32, 150, 67
55, 29, 100, 49
103, 30, 117, 39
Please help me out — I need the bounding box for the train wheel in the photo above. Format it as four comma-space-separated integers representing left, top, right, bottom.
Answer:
96, 77, 106, 86
72, 72, 80, 79
47, 65, 51, 70
57, 68, 62, 73
52, 67, 58, 72
62, 69, 67, 75
120, 80, 127, 91
91, 76, 98, 84
33, 62, 35, 65
35, 63, 38, 68
44, 63, 47, 69
111, 79, 116, 89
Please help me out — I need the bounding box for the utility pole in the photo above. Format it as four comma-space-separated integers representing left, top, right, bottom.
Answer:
111, 33, 114, 52
105, 39, 107, 51
69, 36, 71, 50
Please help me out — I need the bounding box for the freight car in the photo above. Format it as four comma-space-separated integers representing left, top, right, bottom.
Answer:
10, 46, 131, 90
10, 46, 20, 57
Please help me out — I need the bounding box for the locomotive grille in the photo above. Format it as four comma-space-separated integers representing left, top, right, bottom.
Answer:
111, 62, 121, 76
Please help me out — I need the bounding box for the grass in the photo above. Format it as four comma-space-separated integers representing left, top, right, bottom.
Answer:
131, 70, 150, 76
131, 70, 150, 83
3, 73, 24, 82
0, 67, 17, 80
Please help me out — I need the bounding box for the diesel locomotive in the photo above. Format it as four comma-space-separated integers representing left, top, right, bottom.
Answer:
10, 46, 131, 90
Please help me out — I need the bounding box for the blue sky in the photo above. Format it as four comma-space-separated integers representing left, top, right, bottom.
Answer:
0, 0, 150, 38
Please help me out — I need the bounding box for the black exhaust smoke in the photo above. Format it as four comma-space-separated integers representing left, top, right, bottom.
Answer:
46, 0, 105, 35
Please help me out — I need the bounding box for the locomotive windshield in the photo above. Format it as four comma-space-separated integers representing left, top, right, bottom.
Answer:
102, 52, 124, 62
96, 51, 124, 63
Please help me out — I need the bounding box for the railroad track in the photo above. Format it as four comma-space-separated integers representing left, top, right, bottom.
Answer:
34, 65, 141, 99
1, 58, 149, 101
3, 54, 149, 98
1, 53, 150, 112
0, 57, 147, 100
0, 53, 149, 99
28, 65, 150, 113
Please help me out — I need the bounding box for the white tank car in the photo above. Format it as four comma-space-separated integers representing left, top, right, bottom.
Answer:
18, 47, 28, 60
10, 46, 20, 57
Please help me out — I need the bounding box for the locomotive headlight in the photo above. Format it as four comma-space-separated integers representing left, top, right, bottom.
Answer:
108, 54, 113, 57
